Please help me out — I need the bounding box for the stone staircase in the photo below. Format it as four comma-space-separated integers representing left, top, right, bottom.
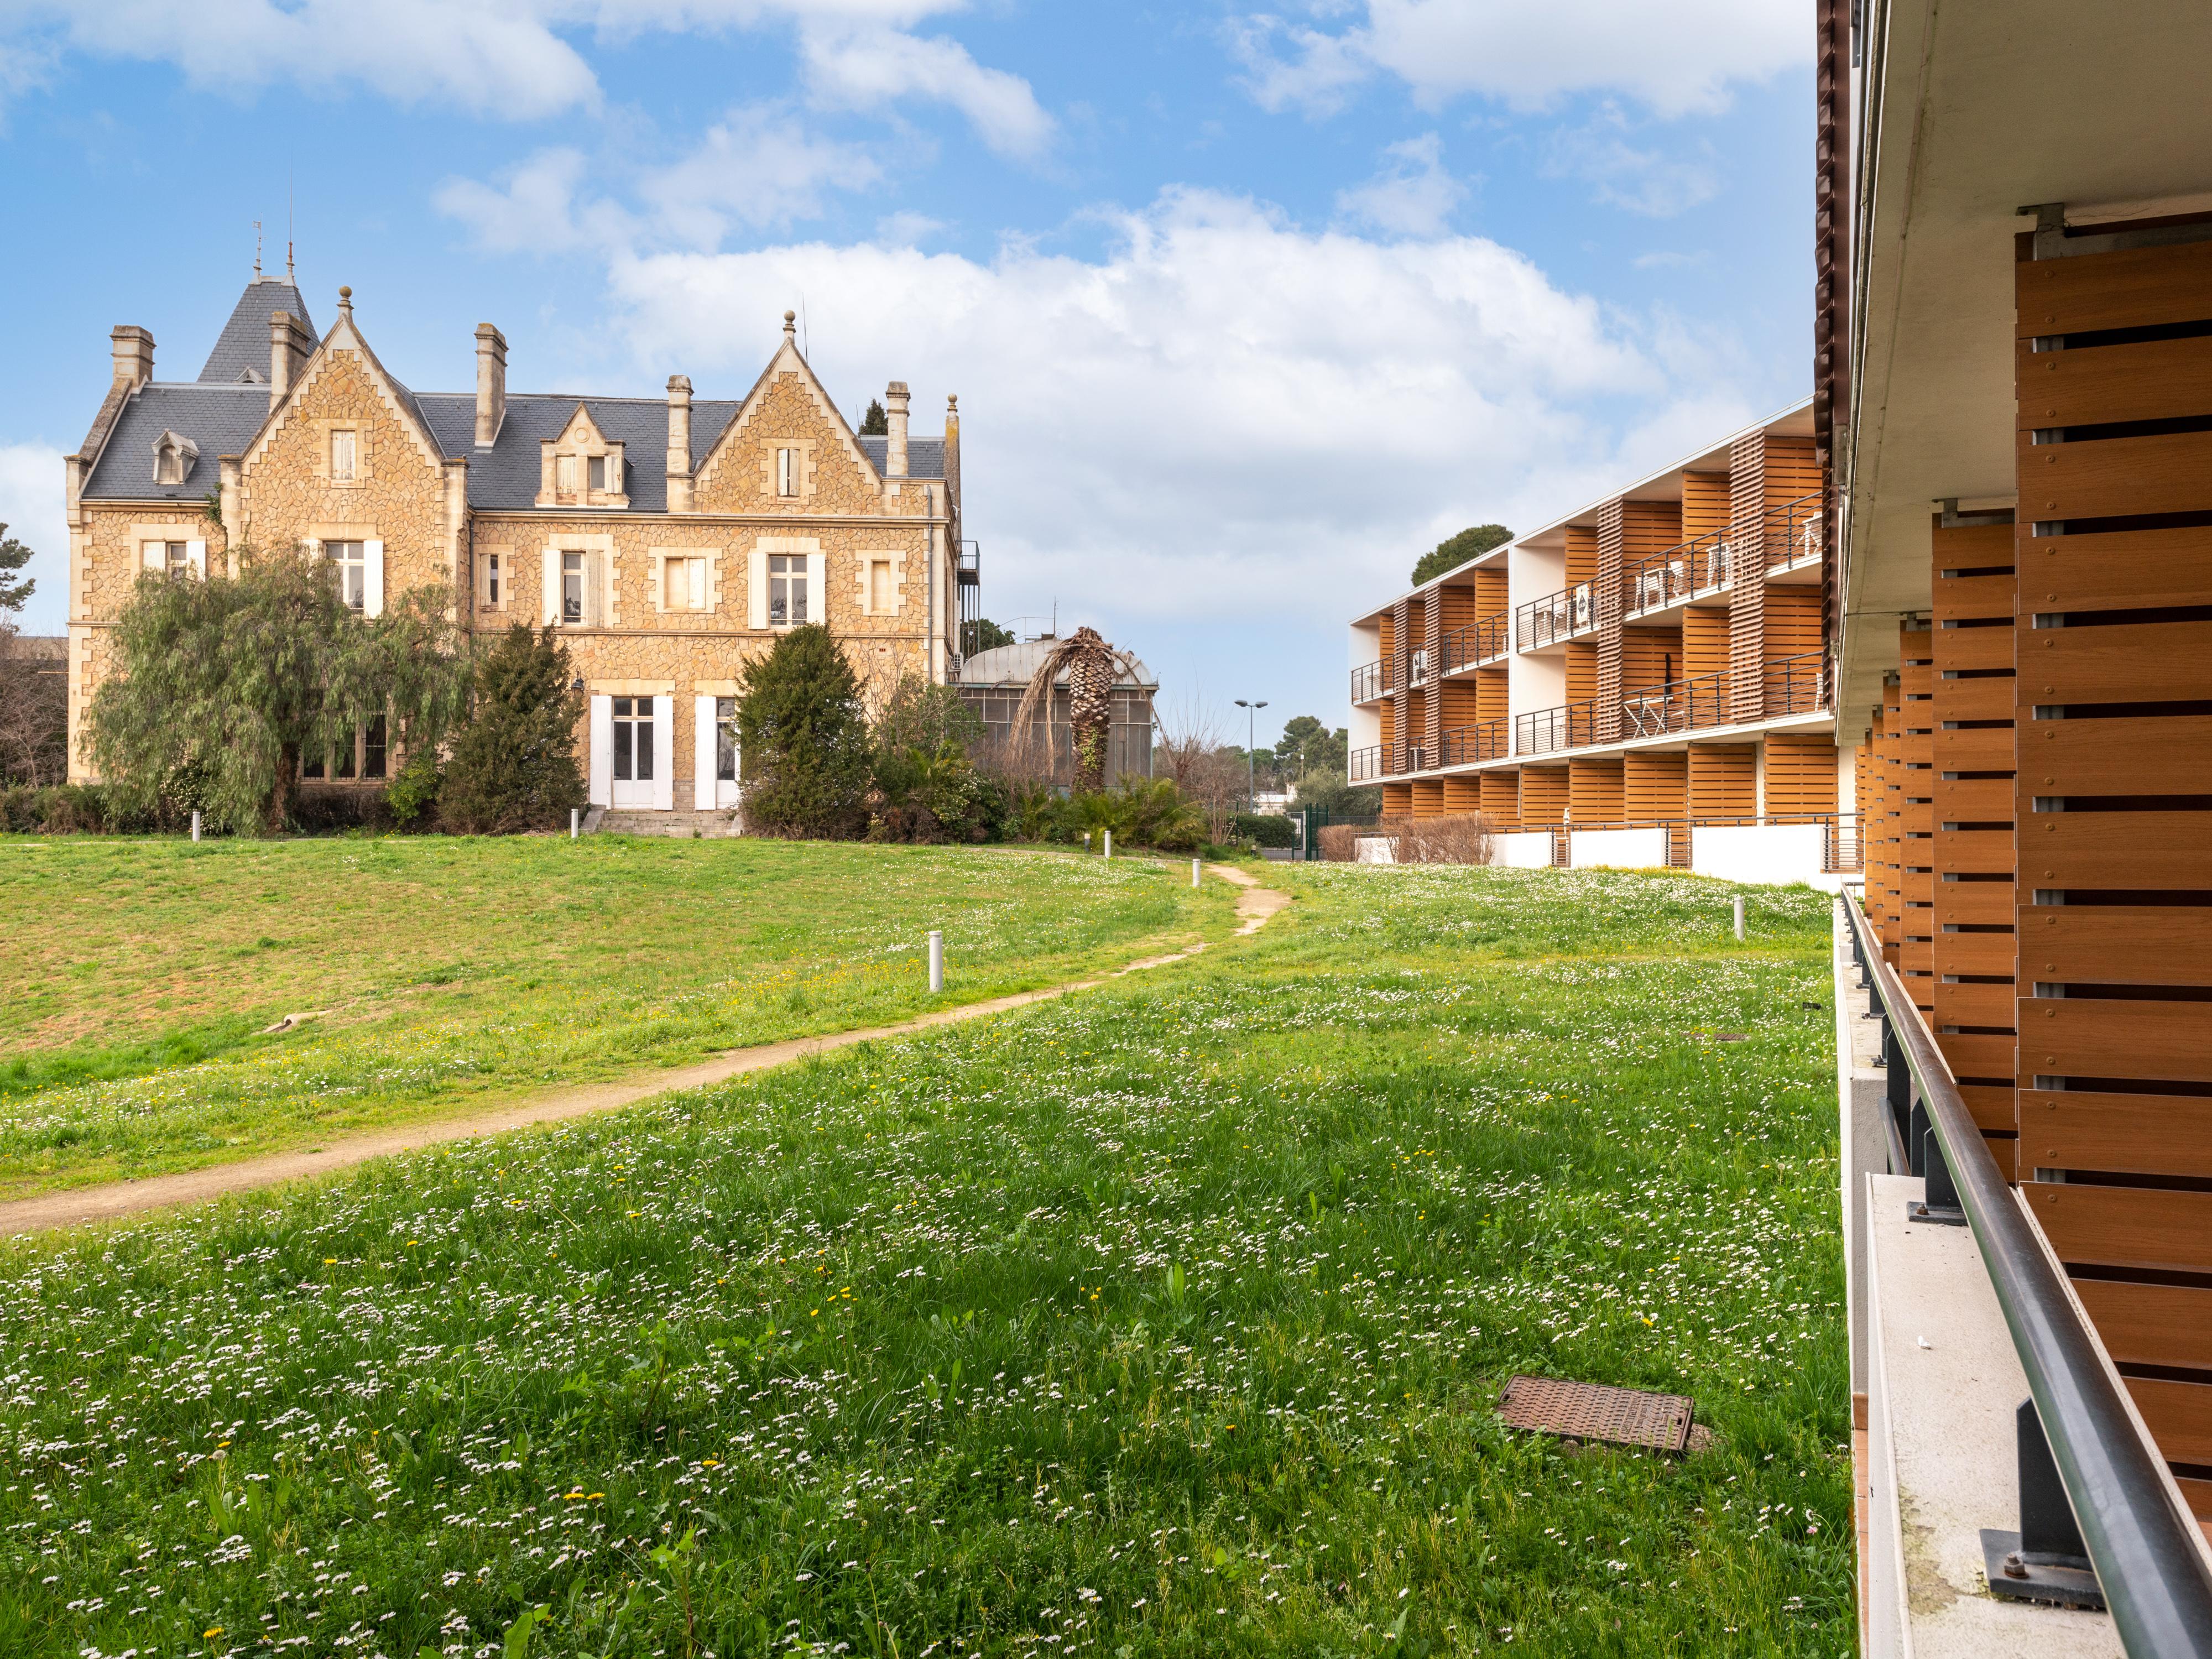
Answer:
592, 807, 743, 838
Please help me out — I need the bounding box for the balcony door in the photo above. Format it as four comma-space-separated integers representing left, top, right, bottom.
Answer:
611, 696, 656, 808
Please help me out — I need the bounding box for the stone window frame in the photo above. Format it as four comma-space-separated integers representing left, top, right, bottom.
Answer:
854, 548, 908, 617
649, 546, 723, 617
542, 532, 619, 629
307, 419, 372, 487
761, 439, 818, 503
537, 409, 629, 511
478, 544, 514, 611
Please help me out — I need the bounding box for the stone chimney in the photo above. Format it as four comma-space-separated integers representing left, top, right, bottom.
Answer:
111, 326, 154, 392
268, 311, 312, 409
885, 381, 910, 478
474, 324, 508, 448
665, 375, 694, 513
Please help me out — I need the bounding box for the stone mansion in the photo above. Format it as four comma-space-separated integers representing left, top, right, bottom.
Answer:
64, 272, 974, 813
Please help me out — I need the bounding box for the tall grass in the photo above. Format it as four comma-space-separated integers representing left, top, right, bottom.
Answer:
0, 867, 1849, 1656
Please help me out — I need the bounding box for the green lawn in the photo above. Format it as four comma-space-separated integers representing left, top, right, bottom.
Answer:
0, 863, 1850, 1657
0, 836, 1237, 1196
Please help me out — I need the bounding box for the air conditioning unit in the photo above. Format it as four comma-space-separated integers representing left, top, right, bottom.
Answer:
1410, 648, 1430, 681
1572, 584, 1593, 630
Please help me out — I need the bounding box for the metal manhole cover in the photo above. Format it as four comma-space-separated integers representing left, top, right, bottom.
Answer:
1498, 1374, 1695, 1453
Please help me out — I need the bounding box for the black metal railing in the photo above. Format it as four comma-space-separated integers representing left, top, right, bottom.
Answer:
1514, 698, 1599, 756
956, 542, 981, 585
1619, 669, 1731, 739
1350, 660, 1386, 703
1760, 491, 1824, 573
1762, 650, 1828, 716
1621, 528, 1734, 618
1516, 581, 1603, 651
1348, 744, 1384, 782
1841, 895, 2212, 1653
1437, 718, 1508, 767
1432, 613, 1511, 676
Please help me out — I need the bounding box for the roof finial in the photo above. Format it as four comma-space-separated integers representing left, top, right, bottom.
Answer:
337, 285, 353, 317
253, 221, 263, 280
947, 393, 957, 412
783, 309, 796, 339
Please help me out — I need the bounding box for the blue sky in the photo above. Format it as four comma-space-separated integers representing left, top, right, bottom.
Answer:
0, 0, 1812, 750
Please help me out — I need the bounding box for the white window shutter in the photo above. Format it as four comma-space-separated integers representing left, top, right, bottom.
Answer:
542, 549, 559, 626
184, 539, 207, 580
651, 696, 674, 811
748, 548, 769, 629
303, 537, 321, 562
806, 552, 826, 625
362, 539, 385, 618
588, 695, 613, 806
143, 542, 164, 573
693, 695, 717, 810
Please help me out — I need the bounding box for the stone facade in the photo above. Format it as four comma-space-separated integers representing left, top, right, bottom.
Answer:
66, 285, 969, 807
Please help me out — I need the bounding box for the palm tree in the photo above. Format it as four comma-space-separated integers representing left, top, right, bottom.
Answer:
1014, 625, 1135, 795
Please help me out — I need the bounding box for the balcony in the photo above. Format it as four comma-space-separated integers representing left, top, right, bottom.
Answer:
1762, 650, 1828, 716
1514, 697, 1600, 757
1434, 613, 1511, 675
1350, 659, 1387, 704
1516, 581, 1603, 651
1438, 717, 1508, 766
1759, 491, 1824, 576
1349, 744, 1384, 782
1621, 529, 1734, 620
956, 541, 981, 585
1619, 669, 1731, 739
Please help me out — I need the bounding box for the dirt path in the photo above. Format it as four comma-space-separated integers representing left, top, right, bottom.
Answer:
1, 864, 1290, 1237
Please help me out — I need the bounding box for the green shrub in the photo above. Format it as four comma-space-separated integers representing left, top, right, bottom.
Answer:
1234, 811, 1296, 848
737, 624, 873, 839
384, 749, 442, 830
437, 625, 587, 834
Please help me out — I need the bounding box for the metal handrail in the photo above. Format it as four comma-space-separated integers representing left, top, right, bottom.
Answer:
1761, 491, 1825, 572
1620, 669, 1731, 739
1433, 613, 1511, 676
1350, 660, 1386, 703
1514, 698, 1599, 756
1840, 894, 2212, 1655
1762, 650, 1829, 716
1516, 581, 1603, 651
1437, 718, 1508, 766
1621, 528, 1733, 618
1348, 744, 1384, 782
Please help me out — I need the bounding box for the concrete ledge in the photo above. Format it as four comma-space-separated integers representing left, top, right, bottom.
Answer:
1862, 1170, 2121, 1657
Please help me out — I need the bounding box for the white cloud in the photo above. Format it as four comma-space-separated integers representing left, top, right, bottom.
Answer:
875, 210, 948, 246
1334, 133, 1463, 236
437, 111, 883, 255
1546, 109, 1720, 217
0, 442, 70, 637
0, 0, 1051, 149
797, 24, 1055, 159
1234, 0, 1808, 119
575, 187, 1756, 633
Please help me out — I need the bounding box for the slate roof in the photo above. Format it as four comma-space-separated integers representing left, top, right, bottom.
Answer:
81, 278, 940, 512
82, 383, 272, 500
198, 277, 319, 383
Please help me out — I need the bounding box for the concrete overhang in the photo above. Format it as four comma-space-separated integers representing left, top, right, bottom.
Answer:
1838, 0, 2212, 726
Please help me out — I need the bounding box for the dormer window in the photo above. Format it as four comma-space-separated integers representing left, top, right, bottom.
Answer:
537, 411, 627, 510
152, 430, 199, 487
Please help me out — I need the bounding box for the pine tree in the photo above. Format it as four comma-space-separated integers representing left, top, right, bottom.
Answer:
1410, 523, 1512, 586
859, 399, 889, 436
737, 624, 873, 837
437, 625, 588, 833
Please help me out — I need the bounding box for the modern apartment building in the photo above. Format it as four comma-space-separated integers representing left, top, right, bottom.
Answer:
63, 274, 978, 817
1825, 0, 2212, 1649
1345, 401, 1851, 885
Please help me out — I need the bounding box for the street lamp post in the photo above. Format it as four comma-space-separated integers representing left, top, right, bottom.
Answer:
1234, 698, 1269, 815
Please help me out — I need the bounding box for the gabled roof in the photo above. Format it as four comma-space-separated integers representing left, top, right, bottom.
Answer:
411, 393, 744, 514
199, 276, 319, 384
81, 383, 268, 499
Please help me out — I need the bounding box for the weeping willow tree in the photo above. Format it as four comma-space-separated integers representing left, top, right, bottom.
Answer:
87, 547, 468, 834
1014, 625, 1136, 796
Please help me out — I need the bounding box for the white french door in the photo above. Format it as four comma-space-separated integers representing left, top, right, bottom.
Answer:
611, 696, 657, 807
714, 696, 740, 807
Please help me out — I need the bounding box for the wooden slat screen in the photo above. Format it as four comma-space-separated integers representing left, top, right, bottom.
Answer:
1900, 627, 1936, 1014
1439, 582, 1477, 632
1565, 641, 1598, 703
1728, 436, 1771, 721
1381, 782, 1411, 817
1763, 733, 1838, 818
1480, 768, 1520, 827
1443, 775, 1480, 812
1684, 606, 1730, 681
1475, 667, 1507, 723
1474, 566, 1508, 625
1439, 677, 1480, 729
1568, 757, 1625, 825
1625, 750, 1687, 821
1411, 780, 1446, 820
1563, 524, 1598, 589
1932, 515, 2019, 1153
1595, 500, 1625, 743
1620, 628, 1678, 694
1520, 767, 1568, 825
1682, 471, 1731, 541
1687, 742, 1755, 818
1765, 586, 1823, 661
2013, 227, 2212, 1480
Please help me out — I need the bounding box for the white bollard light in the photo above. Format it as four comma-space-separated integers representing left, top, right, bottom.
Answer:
1733, 895, 1746, 942
927, 930, 944, 993
1103, 830, 1112, 860
1192, 858, 1202, 888
570, 808, 580, 841
190, 810, 201, 843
